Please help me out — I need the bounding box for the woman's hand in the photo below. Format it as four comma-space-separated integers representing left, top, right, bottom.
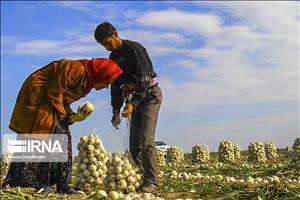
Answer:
69, 102, 94, 123
80, 102, 94, 116
69, 110, 87, 123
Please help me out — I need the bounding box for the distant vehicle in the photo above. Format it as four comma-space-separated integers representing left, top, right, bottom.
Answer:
155, 141, 170, 153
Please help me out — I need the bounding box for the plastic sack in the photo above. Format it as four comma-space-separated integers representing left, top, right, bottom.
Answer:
107, 117, 130, 153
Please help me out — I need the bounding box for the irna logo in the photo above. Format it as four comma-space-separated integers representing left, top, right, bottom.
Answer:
7, 139, 63, 153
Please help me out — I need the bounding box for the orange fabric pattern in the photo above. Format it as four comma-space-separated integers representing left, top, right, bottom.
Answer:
9, 59, 89, 135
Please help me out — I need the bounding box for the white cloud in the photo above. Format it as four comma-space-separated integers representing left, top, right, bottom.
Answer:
1, 36, 18, 52
147, 44, 188, 57
136, 9, 222, 36
54, 1, 122, 20
160, 58, 298, 113
13, 39, 62, 54
67, 29, 188, 58
121, 29, 187, 45
143, 2, 299, 112
175, 59, 199, 71
12, 39, 101, 55
57, 1, 93, 12
212, 2, 299, 34
120, 29, 190, 57
2, 33, 105, 56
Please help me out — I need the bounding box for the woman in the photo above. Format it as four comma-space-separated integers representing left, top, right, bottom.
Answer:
2, 58, 122, 194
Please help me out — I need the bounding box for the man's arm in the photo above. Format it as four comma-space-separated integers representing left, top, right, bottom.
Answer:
109, 53, 124, 113
111, 82, 124, 113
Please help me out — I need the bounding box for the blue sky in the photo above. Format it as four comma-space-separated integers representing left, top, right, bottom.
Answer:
1, 1, 299, 153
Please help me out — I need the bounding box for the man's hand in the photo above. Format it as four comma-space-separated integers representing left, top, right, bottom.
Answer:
122, 84, 136, 99
111, 112, 121, 129
121, 102, 134, 118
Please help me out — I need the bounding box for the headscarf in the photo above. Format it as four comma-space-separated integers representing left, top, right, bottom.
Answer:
79, 58, 123, 94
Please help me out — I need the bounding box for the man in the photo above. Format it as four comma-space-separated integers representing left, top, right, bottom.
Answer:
94, 22, 162, 193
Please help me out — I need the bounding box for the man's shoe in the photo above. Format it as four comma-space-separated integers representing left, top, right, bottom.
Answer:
58, 187, 80, 194
35, 185, 52, 194
64, 188, 80, 194
57, 184, 80, 194
138, 182, 158, 194
43, 185, 52, 193
1, 179, 10, 189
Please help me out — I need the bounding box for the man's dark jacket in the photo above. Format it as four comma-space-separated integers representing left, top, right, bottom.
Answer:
109, 39, 157, 112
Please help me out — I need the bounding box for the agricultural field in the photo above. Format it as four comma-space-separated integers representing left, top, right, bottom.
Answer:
1, 136, 299, 200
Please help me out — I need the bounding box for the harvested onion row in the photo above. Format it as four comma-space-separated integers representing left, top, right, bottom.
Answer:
105, 152, 143, 195
292, 138, 300, 164
264, 141, 277, 160
0, 151, 11, 181
75, 132, 109, 192
192, 144, 210, 163
248, 141, 266, 163
233, 143, 241, 160
218, 140, 235, 163
156, 149, 166, 167
166, 146, 184, 165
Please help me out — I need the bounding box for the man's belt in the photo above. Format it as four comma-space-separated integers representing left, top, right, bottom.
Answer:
120, 77, 158, 90
121, 77, 158, 101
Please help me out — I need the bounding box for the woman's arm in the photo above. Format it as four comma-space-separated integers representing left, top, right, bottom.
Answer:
46, 60, 85, 121
64, 103, 75, 116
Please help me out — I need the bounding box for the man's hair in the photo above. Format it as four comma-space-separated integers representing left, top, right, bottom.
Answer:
94, 22, 116, 43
